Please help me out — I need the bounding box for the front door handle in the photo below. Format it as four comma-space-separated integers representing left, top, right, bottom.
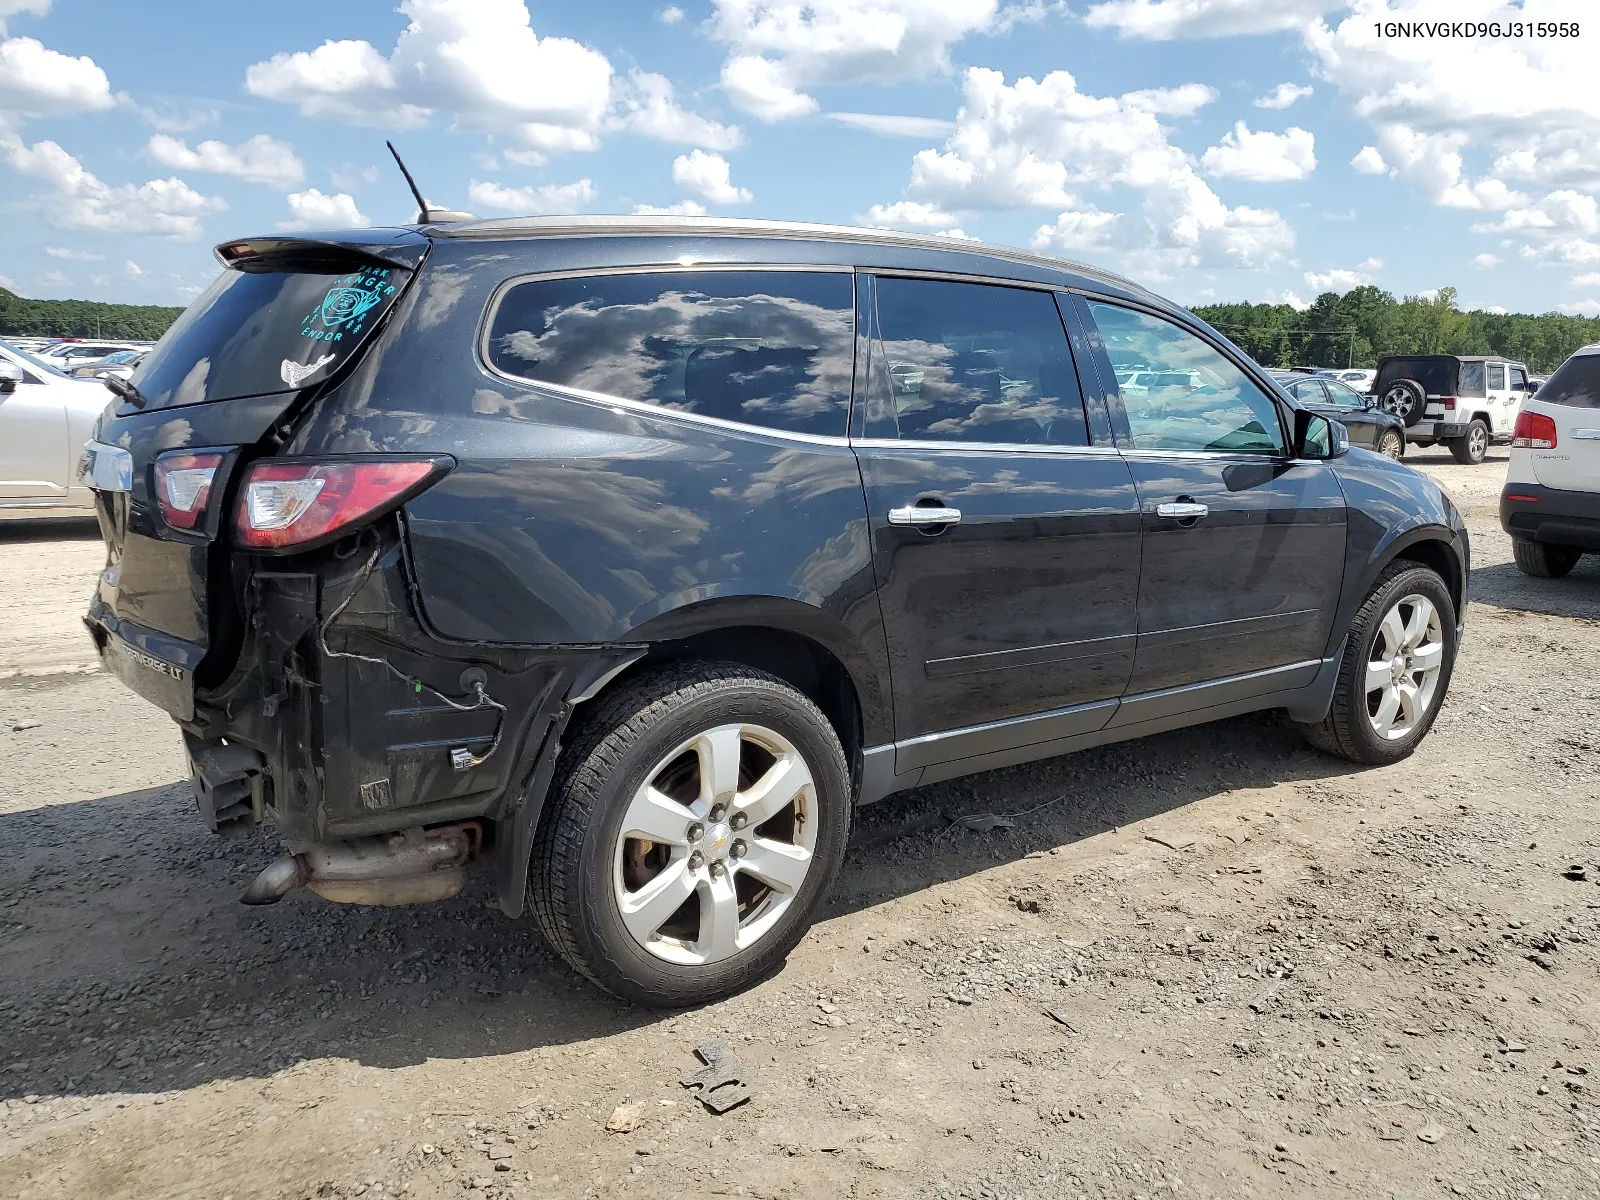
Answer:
888, 505, 962, 527
1156, 501, 1208, 520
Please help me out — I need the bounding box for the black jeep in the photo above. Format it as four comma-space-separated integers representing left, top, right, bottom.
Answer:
83, 216, 1469, 1005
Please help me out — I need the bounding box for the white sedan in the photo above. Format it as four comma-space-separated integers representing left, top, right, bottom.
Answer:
0, 338, 115, 519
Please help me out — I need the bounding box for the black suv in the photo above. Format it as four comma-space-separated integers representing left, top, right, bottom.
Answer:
82, 217, 1469, 1006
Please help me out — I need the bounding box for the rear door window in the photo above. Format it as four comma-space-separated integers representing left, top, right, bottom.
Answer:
1486, 363, 1506, 390
131, 263, 406, 409
1458, 361, 1485, 396
1532, 354, 1600, 409
864, 276, 1089, 446
484, 270, 855, 438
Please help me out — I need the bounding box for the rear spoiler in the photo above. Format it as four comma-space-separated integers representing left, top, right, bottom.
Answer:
214, 231, 430, 274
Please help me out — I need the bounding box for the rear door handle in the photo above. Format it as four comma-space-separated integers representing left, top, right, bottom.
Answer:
1156, 501, 1208, 520
888, 505, 962, 527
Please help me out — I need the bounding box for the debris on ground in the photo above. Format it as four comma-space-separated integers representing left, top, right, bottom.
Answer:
1564, 864, 1588, 881
680, 1040, 753, 1114
1143, 833, 1196, 851
952, 813, 1015, 832
605, 1103, 642, 1133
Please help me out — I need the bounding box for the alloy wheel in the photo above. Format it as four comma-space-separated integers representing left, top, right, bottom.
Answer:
1364, 593, 1446, 740
1379, 431, 1403, 459
1468, 424, 1488, 460
611, 723, 818, 966
1380, 384, 1417, 420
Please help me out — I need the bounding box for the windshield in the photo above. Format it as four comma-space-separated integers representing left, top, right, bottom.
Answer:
129, 261, 407, 410
0, 338, 71, 380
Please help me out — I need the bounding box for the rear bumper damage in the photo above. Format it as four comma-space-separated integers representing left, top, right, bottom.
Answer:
86, 525, 644, 916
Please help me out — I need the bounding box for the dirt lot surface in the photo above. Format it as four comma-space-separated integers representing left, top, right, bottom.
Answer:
3, 451, 1598, 1200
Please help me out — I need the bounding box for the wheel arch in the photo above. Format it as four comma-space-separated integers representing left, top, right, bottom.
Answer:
1373, 530, 1466, 621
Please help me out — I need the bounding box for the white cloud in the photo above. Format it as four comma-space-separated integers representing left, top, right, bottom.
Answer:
1202, 122, 1315, 183
2, 135, 225, 239
43, 245, 101, 260
1271, 289, 1309, 310
466, 177, 597, 214
123, 259, 143, 277
1571, 271, 1600, 287
862, 200, 961, 229
671, 149, 752, 204
613, 70, 742, 150
1350, 145, 1386, 175
1085, 0, 1338, 39
0, 35, 115, 116
1120, 83, 1217, 117
136, 101, 217, 134
245, 0, 613, 160
0, 273, 13, 290
278, 188, 369, 230
1357, 256, 1381, 271
146, 134, 305, 189
1558, 299, 1600, 317
1255, 83, 1312, 110
0, 1, 51, 35
1473, 303, 1508, 314
720, 54, 818, 121
711, 0, 1006, 121
1472, 252, 1501, 269
660, 4, 685, 22
632, 199, 708, 215
1032, 206, 1124, 255
1304, 265, 1374, 292
41, 269, 66, 285
331, 163, 379, 190
827, 112, 956, 138
899, 67, 1294, 272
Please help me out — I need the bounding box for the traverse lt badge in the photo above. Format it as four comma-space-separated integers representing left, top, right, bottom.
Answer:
281, 353, 335, 388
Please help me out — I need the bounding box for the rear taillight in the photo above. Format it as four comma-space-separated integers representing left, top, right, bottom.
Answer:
154, 451, 222, 530
235, 458, 447, 550
1511, 411, 1558, 449
1439, 396, 1457, 410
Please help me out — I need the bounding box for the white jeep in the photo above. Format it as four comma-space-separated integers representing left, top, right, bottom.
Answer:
1371, 354, 1532, 465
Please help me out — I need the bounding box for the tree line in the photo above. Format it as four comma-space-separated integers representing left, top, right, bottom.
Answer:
0, 287, 186, 340
1191, 286, 1600, 374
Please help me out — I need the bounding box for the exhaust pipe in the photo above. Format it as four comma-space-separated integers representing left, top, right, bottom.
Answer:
240, 823, 479, 907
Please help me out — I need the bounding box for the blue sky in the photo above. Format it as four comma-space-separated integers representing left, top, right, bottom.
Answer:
1, 0, 1595, 315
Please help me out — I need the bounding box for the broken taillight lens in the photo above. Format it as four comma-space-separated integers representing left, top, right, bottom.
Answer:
154, 451, 223, 530
235, 458, 447, 551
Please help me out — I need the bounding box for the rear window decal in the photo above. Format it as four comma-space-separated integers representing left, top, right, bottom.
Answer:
300, 267, 397, 345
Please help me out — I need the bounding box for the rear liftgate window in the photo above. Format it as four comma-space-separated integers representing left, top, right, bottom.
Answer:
484, 270, 855, 437
1535, 355, 1600, 409
130, 263, 404, 410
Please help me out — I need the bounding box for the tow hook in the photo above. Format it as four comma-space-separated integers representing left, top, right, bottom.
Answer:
240, 822, 481, 907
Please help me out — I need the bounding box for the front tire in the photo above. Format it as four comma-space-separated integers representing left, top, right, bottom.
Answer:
530, 661, 851, 1007
1298, 562, 1457, 765
1512, 539, 1582, 578
1447, 419, 1489, 464
1376, 429, 1404, 460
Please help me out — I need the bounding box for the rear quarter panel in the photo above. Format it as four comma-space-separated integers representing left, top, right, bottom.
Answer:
284, 236, 894, 742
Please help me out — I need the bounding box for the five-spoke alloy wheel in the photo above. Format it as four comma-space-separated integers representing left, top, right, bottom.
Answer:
1299, 562, 1458, 764
530, 662, 850, 1007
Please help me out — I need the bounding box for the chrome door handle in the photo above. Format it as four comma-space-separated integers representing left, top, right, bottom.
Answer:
888, 505, 962, 527
1156, 501, 1208, 520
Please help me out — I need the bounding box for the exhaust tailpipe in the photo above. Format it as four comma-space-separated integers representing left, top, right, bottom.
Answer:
239, 823, 479, 907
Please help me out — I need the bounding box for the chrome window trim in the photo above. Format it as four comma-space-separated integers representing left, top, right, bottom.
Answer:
868, 267, 1071, 295
851, 437, 1119, 456
476, 264, 858, 447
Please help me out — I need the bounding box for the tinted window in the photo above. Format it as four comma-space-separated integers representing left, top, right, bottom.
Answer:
1087, 301, 1284, 454
486, 271, 854, 437
1458, 361, 1485, 396
1510, 367, 1528, 389
1534, 354, 1600, 409
1486, 362, 1506, 390
1289, 379, 1326, 402
868, 277, 1088, 446
1374, 356, 1455, 397
1323, 379, 1366, 408
132, 264, 406, 410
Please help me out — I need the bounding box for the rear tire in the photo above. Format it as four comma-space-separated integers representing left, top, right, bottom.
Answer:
1447, 419, 1489, 465
530, 660, 851, 1008
1376, 429, 1404, 460
1379, 379, 1427, 427
1512, 539, 1582, 578
1298, 562, 1457, 766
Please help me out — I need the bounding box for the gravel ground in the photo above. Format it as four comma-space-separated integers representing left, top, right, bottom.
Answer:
2, 450, 1598, 1200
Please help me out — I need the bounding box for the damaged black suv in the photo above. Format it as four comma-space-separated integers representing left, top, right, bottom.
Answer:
83, 216, 1469, 1006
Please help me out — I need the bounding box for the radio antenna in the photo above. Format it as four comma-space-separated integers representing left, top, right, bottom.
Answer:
386, 140, 431, 223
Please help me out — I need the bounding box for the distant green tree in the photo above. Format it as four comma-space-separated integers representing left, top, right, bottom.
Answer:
1192, 286, 1600, 373
0, 287, 186, 340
